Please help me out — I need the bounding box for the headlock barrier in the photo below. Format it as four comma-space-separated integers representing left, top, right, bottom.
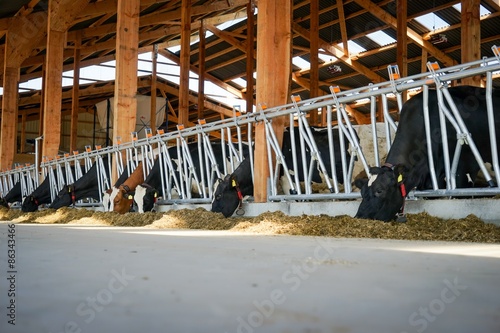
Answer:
1, 46, 500, 215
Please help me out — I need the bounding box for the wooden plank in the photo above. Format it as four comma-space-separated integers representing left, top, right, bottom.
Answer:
178, 0, 191, 126
461, 0, 482, 86
113, 0, 139, 145
254, 0, 291, 202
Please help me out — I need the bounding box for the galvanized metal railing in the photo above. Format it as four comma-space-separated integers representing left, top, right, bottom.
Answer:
1, 47, 500, 209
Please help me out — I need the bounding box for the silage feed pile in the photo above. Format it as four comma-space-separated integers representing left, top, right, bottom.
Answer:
1, 207, 499, 243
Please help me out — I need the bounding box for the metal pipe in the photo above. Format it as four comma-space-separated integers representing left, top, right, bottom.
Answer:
422, 85, 439, 190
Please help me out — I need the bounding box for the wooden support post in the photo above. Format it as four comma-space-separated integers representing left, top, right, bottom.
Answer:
309, 0, 319, 124
0, 66, 19, 169
421, 50, 428, 73
178, 0, 191, 126
20, 112, 27, 153
42, 27, 65, 159
246, 2, 255, 114
254, 0, 291, 202
151, 44, 158, 131
397, 0, 407, 101
70, 30, 81, 152
461, 0, 481, 87
114, 0, 139, 182
114, 0, 140, 136
197, 23, 206, 120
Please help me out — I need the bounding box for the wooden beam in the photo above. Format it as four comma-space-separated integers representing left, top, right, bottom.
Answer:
309, 0, 319, 124
461, 0, 482, 86
113, 0, 139, 146
293, 22, 385, 83
246, 1, 255, 114
42, 0, 90, 159
353, 0, 456, 67
397, 0, 408, 79
254, 0, 291, 202
0, 65, 19, 169
178, 0, 191, 127
151, 45, 158, 131
42, 28, 65, 159
70, 30, 81, 152
197, 23, 206, 120
337, 0, 349, 56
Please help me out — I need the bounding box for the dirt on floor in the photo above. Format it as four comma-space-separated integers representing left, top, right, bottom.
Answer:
1, 206, 500, 243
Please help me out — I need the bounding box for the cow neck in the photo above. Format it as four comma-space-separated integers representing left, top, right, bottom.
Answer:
382, 162, 407, 222
231, 178, 244, 215
120, 184, 131, 194
140, 183, 158, 203
68, 185, 76, 206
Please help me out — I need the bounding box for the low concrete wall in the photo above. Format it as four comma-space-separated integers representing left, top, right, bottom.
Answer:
156, 198, 500, 225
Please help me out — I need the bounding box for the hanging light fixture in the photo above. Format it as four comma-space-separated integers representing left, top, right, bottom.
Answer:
430, 34, 447, 44
327, 65, 342, 75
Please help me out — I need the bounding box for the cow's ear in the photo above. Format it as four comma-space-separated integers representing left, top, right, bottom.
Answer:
354, 177, 368, 189
369, 166, 383, 175
394, 164, 408, 183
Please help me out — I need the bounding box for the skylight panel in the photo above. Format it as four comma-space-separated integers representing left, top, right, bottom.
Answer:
414, 13, 449, 31
337, 41, 366, 55
292, 56, 311, 70
366, 31, 396, 46
231, 77, 247, 88
453, 4, 491, 16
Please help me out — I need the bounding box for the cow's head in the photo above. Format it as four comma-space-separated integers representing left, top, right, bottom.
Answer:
211, 175, 241, 218
22, 195, 39, 212
113, 185, 134, 214
134, 184, 159, 213
49, 184, 75, 209
0, 197, 9, 208
354, 165, 406, 222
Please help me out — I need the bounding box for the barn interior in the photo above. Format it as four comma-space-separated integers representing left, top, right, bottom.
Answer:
1, 0, 500, 169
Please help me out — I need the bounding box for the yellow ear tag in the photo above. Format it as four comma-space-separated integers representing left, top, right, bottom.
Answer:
232, 179, 236, 187
154, 192, 157, 198
397, 174, 403, 183
68, 188, 72, 193
127, 195, 133, 200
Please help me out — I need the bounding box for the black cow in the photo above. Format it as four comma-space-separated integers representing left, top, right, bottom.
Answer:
22, 174, 52, 212
211, 158, 253, 217
355, 86, 500, 222
211, 126, 352, 217
3, 181, 22, 206
49, 158, 110, 209
22, 167, 80, 212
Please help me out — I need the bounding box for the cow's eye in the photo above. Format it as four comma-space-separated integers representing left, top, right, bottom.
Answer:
216, 194, 221, 200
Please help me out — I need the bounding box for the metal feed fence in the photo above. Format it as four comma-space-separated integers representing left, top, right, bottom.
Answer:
1, 46, 500, 209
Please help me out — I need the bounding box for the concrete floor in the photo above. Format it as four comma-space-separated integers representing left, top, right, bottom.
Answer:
1, 223, 499, 333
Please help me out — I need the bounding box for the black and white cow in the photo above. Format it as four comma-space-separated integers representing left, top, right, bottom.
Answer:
49, 158, 110, 209
355, 86, 500, 222
211, 126, 352, 217
134, 142, 247, 213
